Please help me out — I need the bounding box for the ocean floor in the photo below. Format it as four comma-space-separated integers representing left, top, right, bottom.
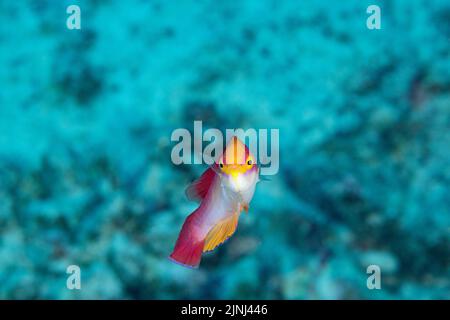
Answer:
0, 0, 448, 299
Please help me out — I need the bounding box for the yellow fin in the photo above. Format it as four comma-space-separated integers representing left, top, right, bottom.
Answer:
203, 213, 239, 252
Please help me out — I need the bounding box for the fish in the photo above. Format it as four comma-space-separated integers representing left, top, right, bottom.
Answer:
169, 136, 260, 268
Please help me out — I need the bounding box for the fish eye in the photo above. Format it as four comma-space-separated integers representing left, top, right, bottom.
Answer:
219, 162, 224, 168
247, 159, 252, 166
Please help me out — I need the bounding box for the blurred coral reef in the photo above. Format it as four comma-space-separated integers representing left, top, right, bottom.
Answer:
0, 0, 448, 299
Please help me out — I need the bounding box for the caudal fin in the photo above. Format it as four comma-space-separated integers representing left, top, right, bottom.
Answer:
169, 213, 205, 268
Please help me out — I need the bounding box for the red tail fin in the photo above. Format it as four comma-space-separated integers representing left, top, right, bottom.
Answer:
169, 213, 205, 268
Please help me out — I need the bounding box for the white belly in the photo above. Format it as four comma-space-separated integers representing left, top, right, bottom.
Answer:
199, 169, 258, 237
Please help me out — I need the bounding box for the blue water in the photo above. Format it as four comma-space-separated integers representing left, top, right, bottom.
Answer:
0, 0, 448, 299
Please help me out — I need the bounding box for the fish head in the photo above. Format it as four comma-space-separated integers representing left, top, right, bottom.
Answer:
217, 136, 258, 193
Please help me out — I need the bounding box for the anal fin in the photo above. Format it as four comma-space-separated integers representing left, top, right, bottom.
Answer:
203, 213, 239, 252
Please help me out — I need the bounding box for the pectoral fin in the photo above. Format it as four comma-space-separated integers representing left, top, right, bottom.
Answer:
203, 213, 239, 252
185, 167, 216, 201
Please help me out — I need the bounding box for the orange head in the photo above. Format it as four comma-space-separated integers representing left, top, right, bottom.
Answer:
216, 136, 258, 192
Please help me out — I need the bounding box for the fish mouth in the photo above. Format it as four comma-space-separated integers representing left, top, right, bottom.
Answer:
232, 178, 253, 195
220, 173, 245, 193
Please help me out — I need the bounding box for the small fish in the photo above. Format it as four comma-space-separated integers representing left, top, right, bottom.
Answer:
169, 136, 260, 268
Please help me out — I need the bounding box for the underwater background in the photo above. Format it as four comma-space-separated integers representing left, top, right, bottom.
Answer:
0, 0, 449, 299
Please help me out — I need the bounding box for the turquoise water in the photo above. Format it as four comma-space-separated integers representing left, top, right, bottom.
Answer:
0, 0, 448, 299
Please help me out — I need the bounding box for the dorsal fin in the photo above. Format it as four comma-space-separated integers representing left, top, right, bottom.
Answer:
185, 167, 216, 201
203, 213, 239, 252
